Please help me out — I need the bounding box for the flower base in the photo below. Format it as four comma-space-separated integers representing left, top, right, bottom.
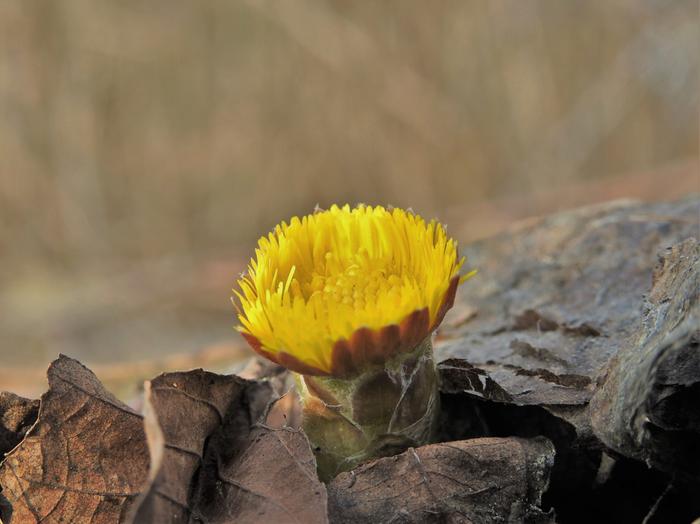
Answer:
297, 336, 440, 481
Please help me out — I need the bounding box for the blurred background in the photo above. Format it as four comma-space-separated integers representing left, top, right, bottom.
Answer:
0, 0, 698, 398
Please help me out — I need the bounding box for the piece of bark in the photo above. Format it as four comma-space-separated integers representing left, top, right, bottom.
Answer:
590, 238, 699, 478
327, 436, 555, 523
0, 355, 150, 523
129, 370, 327, 524
436, 197, 699, 418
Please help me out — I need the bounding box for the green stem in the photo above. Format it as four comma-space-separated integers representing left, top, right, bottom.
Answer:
297, 336, 440, 481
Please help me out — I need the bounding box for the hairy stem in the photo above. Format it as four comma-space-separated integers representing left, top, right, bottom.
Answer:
297, 336, 440, 481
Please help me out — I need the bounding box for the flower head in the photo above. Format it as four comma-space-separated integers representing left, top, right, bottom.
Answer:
234, 204, 474, 377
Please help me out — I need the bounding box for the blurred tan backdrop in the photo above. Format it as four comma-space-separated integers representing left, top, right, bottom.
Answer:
0, 0, 698, 397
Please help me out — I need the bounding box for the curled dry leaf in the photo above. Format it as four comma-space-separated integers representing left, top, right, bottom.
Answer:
431, 198, 699, 521
230, 356, 295, 398
130, 370, 326, 524
0, 393, 38, 460
0, 355, 150, 523
438, 359, 513, 403
128, 369, 264, 522
196, 393, 327, 524
591, 238, 700, 478
436, 197, 699, 425
0, 357, 324, 524
328, 436, 555, 523
1, 393, 39, 522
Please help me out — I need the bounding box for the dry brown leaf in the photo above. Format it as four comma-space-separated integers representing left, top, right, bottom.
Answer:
438, 359, 513, 403
190, 391, 328, 524
436, 198, 699, 421
0, 393, 38, 459
0, 355, 150, 523
128, 369, 261, 522
591, 238, 700, 478
0, 392, 39, 522
130, 370, 326, 524
328, 436, 555, 523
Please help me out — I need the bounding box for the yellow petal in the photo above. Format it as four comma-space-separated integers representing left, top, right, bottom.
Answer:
233, 204, 474, 374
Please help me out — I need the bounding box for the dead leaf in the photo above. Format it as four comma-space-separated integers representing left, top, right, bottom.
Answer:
130, 369, 327, 524
591, 238, 700, 478
128, 369, 261, 522
438, 359, 513, 402
0, 355, 150, 523
0, 392, 39, 523
436, 197, 699, 417
192, 392, 328, 524
0, 393, 38, 458
327, 436, 555, 523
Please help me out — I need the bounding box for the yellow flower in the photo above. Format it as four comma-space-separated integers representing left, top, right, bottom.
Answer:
234, 204, 475, 377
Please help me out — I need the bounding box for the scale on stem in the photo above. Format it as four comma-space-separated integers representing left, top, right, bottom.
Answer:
233, 204, 475, 479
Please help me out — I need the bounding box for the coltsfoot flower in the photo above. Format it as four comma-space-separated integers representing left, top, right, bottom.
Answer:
234, 204, 474, 479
